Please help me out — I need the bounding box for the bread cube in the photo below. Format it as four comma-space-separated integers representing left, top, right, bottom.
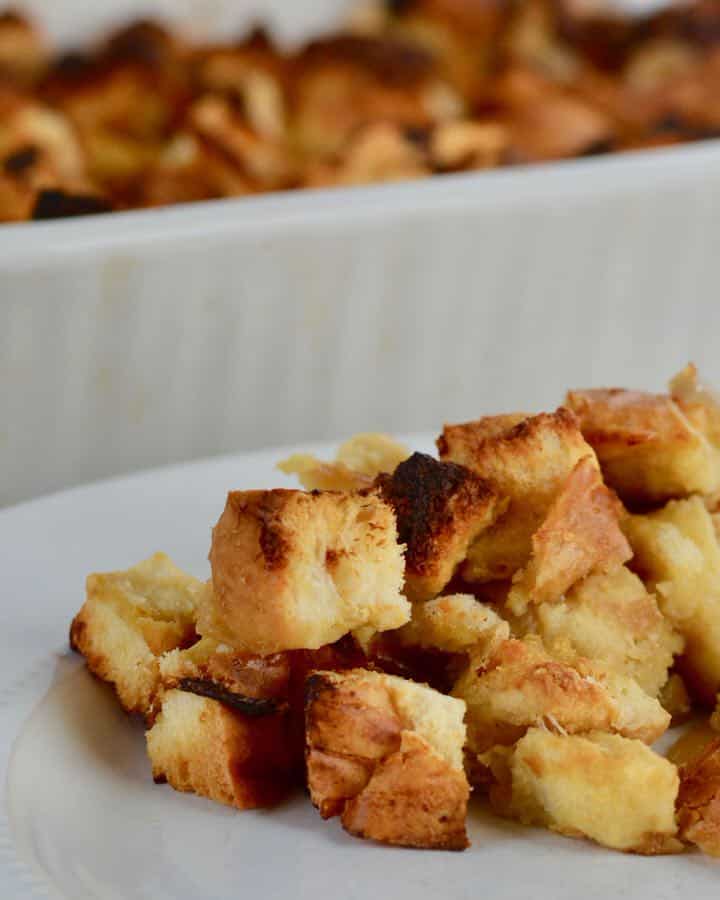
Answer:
566, 387, 720, 504
509, 566, 681, 697
377, 452, 501, 601
625, 496, 720, 705
677, 737, 720, 857
489, 729, 680, 854
146, 689, 295, 810
397, 594, 510, 654
507, 456, 631, 614
453, 636, 669, 759
305, 668, 469, 849
438, 408, 597, 582
203, 489, 409, 654
70, 553, 202, 716
278, 433, 409, 491
670, 363, 720, 451
159, 637, 292, 714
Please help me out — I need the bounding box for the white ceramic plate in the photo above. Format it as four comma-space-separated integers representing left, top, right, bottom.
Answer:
1, 441, 718, 900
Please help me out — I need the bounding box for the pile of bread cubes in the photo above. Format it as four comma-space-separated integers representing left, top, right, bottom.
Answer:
71, 363, 720, 857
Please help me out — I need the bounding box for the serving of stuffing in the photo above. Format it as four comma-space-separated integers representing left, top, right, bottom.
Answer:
69, 364, 720, 857
4, 0, 720, 221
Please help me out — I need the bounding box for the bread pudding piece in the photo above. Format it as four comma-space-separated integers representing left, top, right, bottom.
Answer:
202, 489, 408, 654
437, 408, 598, 582
670, 363, 720, 448
507, 456, 631, 615
396, 594, 510, 654
493, 66, 616, 163
290, 33, 464, 160
378, 595, 510, 693
70, 553, 202, 716
149, 633, 369, 810
487, 728, 680, 854
146, 688, 295, 810
676, 737, 720, 857
159, 636, 292, 713
565, 385, 720, 504
304, 121, 430, 188
453, 636, 669, 760
0, 87, 98, 211
509, 566, 681, 697
278, 432, 409, 492
305, 668, 469, 849
376, 452, 501, 601
0, 11, 48, 86
186, 94, 297, 191
625, 496, 720, 705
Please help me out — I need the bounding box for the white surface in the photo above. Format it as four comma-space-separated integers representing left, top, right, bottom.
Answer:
2, 0, 720, 508
1, 441, 718, 900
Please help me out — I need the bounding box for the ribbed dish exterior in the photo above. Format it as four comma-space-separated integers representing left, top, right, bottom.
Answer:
2, 142, 720, 507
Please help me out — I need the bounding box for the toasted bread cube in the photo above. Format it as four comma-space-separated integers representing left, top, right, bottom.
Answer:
377, 452, 501, 601
0, 12, 47, 84
509, 566, 681, 697
278, 432, 410, 492
305, 668, 469, 849
159, 637, 292, 713
397, 594, 510, 654
489, 729, 680, 854
146, 689, 295, 810
70, 553, 202, 716
203, 489, 408, 654
438, 409, 598, 582
566, 387, 720, 504
670, 363, 720, 449
676, 737, 720, 856
508, 457, 631, 614
453, 636, 669, 759
625, 496, 720, 705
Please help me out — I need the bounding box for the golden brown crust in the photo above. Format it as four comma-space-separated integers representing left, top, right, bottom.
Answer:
566, 386, 720, 503
278, 433, 409, 492
489, 728, 681, 854
341, 730, 470, 850
508, 456, 631, 611
203, 488, 408, 653
677, 738, 720, 856
70, 553, 201, 716
146, 689, 296, 810
377, 452, 501, 601
438, 408, 598, 582
508, 564, 680, 698
305, 668, 469, 849
453, 635, 669, 759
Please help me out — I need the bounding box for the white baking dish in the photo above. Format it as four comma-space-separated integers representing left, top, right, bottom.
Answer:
3, 0, 720, 508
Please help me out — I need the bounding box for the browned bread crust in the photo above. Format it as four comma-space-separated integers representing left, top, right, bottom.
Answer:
203, 488, 408, 653
677, 737, 720, 856
438, 409, 598, 582
305, 668, 469, 849
566, 387, 720, 504
453, 635, 669, 759
70, 553, 202, 717
508, 456, 631, 612
146, 689, 296, 809
377, 452, 501, 601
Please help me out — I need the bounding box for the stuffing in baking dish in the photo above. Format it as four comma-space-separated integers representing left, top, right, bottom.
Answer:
3, 1, 720, 220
